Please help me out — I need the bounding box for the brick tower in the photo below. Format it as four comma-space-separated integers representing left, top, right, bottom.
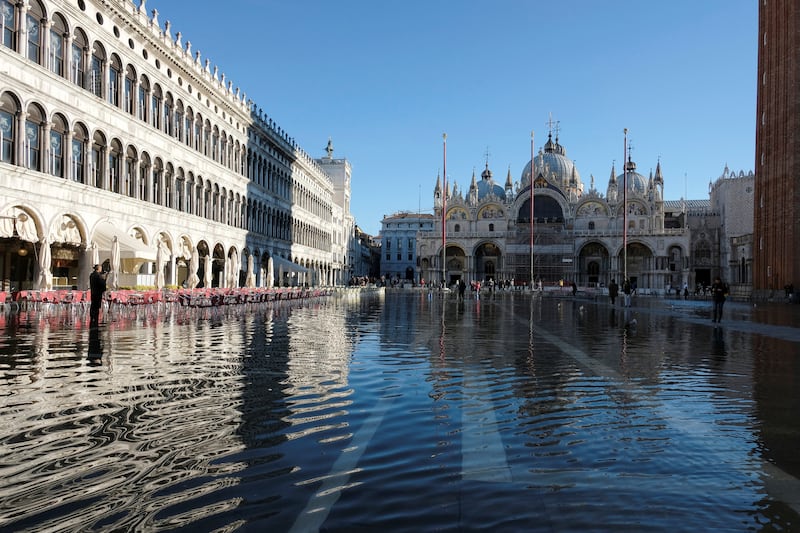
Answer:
754, 0, 800, 296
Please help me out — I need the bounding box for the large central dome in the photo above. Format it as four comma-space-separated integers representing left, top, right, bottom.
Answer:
520, 134, 582, 192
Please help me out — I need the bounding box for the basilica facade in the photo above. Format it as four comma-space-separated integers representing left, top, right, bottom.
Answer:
418, 131, 706, 293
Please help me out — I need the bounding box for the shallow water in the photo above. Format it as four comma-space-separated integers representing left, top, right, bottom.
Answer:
1, 291, 799, 531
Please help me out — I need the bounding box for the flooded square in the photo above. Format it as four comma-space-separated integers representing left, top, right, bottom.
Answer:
0, 290, 799, 531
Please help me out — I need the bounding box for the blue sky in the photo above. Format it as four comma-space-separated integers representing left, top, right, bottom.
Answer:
154, 1, 756, 235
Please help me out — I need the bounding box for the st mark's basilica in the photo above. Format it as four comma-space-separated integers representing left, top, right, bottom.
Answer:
416, 126, 752, 294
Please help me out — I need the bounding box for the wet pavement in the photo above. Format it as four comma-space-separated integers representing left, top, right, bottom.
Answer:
0, 289, 799, 531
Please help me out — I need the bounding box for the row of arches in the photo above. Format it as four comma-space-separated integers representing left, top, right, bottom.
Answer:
1, 0, 339, 286
0, 204, 333, 292
419, 238, 688, 290
1, 0, 248, 173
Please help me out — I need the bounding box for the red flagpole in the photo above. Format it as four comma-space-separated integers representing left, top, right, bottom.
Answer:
623, 128, 628, 283
441, 133, 447, 287
530, 130, 535, 288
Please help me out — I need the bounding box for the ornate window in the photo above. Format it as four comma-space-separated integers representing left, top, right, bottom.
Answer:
71, 123, 88, 182
26, 1, 44, 64
0, 92, 18, 164
50, 113, 68, 178
25, 103, 44, 171
89, 42, 105, 97
71, 29, 88, 87
1, 0, 17, 51
49, 14, 68, 77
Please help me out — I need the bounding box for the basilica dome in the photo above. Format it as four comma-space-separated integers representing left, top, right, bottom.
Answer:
617, 159, 647, 195
521, 134, 582, 193
476, 165, 506, 201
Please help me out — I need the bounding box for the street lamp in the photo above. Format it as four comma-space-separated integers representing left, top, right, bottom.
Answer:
0, 213, 28, 255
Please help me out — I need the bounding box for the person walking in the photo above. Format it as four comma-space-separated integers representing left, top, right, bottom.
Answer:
89, 264, 107, 325
623, 278, 632, 307
608, 279, 619, 306
711, 276, 728, 323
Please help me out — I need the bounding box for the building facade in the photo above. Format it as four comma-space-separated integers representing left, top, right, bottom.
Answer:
753, 0, 800, 297
417, 129, 752, 295
1, 0, 355, 292
379, 212, 435, 284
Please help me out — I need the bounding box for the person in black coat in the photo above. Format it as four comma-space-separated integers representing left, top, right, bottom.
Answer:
608, 279, 619, 306
711, 276, 728, 323
89, 264, 107, 325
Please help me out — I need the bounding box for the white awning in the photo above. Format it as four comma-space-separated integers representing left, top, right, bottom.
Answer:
92, 221, 156, 273
270, 255, 308, 274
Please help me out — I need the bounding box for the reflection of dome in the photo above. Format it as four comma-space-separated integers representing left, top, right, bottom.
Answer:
477, 165, 506, 201
521, 134, 582, 192
618, 159, 647, 194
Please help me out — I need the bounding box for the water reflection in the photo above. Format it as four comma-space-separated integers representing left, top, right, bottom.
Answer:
0, 291, 799, 531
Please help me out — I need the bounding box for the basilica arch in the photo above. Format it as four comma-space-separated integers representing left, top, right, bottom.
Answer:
577, 241, 610, 287
474, 241, 502, 283
618, 241, 654, 289
444, 244, 466, 285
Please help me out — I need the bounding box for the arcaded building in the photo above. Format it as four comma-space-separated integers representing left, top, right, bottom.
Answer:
754, 0, 800, 296
417, 128, 751, 294
1, 0, 354, 292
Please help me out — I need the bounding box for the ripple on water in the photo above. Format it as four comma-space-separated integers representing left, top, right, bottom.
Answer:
0, 294, 797, 531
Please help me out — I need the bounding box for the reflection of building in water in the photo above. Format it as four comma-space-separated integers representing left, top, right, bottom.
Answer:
281, 300, 362, 437
417, 126, 754, 296
0, 0, 361, 293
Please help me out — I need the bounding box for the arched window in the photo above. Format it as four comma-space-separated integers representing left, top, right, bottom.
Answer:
203, 120, 211, 157
108, 54, 122, 107
211, 125, 219, 161
124, 144, 136, 197
139, 151, 150, 201
161, 160, 172, 208
124, 65, 136, 115
186, 172, 195, 214
50, 113, 68, 178
162, 93, 173, 135
1, 0, 18, 51
137, 74, 150, 122
89, 42, 105, 97
108, 139, 123, 194
151, 84, 162, 129
108, 139, 123, 193
588, 221, 595, 230
152, 157, 162, 205
174, 100, 184, 141
184, 107, 193, 147
91, 131, 106, 188
0, 91, 19, 164
175, 168, 185, 212
26, 1, 44, 64
25, 103, 45, 171
71, 122, 88, 182
71, 28, 87, 87
49, 13, 68, 77
489, 223, 494, 232
454, 223, 460, 233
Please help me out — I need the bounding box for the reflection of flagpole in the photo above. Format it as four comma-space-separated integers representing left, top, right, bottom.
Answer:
530, 130, 535, 288
623, 128, 628, 282
441, 133, 447, 287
